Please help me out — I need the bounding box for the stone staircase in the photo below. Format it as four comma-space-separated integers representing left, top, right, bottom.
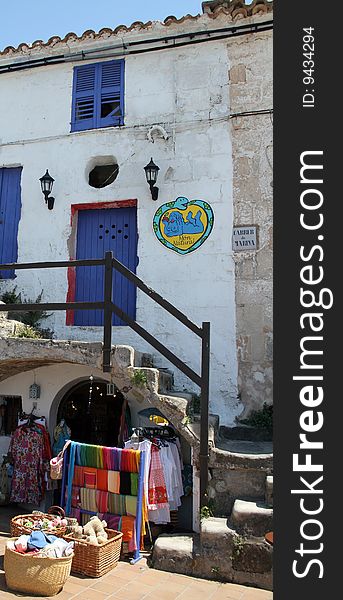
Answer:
150, 474, 273, 590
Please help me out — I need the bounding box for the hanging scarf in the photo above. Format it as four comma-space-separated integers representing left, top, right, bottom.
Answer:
119, 472, 132, 495
130, 473, 139, 496
148, 444, 168, 510
65, 442, 76, 515
107, 471, 120, 494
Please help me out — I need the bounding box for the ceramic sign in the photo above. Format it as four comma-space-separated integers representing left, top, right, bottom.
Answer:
153, 196, 214, 255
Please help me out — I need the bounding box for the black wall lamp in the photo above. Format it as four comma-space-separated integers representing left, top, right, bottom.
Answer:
39, 169, 55, 210
144, 158, 160, 201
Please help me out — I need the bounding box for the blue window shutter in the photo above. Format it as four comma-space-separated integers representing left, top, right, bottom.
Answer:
71, 64, 97, 132
0, 167, 22, 279
98, 60, 125, 128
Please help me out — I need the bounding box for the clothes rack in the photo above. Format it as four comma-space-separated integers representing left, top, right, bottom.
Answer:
60, 441, 146, 564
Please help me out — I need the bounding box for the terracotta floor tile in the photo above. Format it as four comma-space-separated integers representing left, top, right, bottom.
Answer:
111, 581, 156, 600
133, 571, 172, 587
188, 579, 221, 592
167, 571, 192, 579
241, 592, 273, 600
145, 587, 188, 600
63, 579, 92, 595
210, 588, 245, 600
70, 575, 95, 587
47, 592, 73, 600
177, 593, 212, 600
153, 580, 188, 594
73, 590, 109, 600
91, 578, 127, 595
106, 569, 139, 583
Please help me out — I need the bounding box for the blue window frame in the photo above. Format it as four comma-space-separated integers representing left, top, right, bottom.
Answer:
71, 60, 124, 132
0, 167, 22, 279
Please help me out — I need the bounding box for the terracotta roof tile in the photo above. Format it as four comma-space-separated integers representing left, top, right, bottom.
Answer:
1, 0, 273, 56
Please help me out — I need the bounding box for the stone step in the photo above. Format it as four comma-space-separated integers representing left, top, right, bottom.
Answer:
200, 516, 232, 549
149, 524, 272, 590
157, 369, 174, 394
186, 413, 220, 446
167, 390, 194, 403
149, 533, 196, 576
265, 475, 273, 507
231, 499, 273, 537
219, 424, 272, 442
215, 438, 273, 455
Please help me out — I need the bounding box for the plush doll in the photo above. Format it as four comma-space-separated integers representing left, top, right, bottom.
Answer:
70, 525, 83, 539
83, 516, 108, 545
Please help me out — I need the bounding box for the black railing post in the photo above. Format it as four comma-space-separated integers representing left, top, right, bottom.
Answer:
103, 251, 113, 372
200, 321, 210, 510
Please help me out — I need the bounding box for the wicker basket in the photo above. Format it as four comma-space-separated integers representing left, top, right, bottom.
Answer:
4, 542, 73, 596
47, 506, 78, 533
64, 528, 123, 577
10, 513, 67, 538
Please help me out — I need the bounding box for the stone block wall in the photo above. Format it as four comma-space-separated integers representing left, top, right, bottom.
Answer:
228, 29, 273, 417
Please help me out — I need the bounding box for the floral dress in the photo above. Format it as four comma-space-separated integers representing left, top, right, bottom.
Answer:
9, 426, 45, 505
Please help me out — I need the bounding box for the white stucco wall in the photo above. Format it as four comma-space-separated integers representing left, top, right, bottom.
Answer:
0, 18, 255, 425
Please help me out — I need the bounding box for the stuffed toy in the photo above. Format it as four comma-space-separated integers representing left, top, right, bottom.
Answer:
70, 525, 83, 539
83, 516, 108, 545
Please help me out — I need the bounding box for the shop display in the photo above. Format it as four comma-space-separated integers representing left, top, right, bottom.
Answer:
4, 540, 74, 596
125, 426, 185, 524
60, 440, 147, 563
8, 412, 52, 505
10, 513, 68, 538
64, 527, 123, 578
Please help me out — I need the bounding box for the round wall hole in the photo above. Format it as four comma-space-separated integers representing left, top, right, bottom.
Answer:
89, 163, 119, 188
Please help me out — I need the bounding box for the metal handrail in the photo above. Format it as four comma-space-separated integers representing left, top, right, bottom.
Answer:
0, 251, 210, 507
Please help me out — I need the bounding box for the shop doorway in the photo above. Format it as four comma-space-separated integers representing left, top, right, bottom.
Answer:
56, 379, 129, 447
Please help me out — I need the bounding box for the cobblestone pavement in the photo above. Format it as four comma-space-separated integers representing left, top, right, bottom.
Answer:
0, 507, 272, 600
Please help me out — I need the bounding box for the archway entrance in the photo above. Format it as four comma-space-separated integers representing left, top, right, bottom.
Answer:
56, 379, 128, 447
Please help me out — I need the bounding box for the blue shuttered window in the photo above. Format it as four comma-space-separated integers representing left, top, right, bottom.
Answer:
0, 167, 22, 279
71, 60, 124, 132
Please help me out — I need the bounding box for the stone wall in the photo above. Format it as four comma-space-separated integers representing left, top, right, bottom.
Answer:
228, 29, 273, 417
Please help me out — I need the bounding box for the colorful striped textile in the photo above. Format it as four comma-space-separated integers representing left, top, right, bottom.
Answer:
108, 493, 126, 515
125, 495, 137, 517
80, 487, 97, 512
97, 468, 108, 491
107, 471, 120, 494
72, 442, 140, 473
130, 473, 139, 496
96, 490, 109, 513
119, 471, 132, 495
84, 468, 97, 489
73, 465, 84, 487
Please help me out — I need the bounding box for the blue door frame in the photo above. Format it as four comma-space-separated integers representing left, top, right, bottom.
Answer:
74, 205, 138, 326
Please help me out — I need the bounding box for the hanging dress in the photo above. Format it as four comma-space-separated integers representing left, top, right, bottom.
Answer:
9, 426, 45, 505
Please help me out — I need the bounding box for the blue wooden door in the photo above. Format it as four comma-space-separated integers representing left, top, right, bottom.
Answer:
0, 167, 22, 279
74, 207, 137, 325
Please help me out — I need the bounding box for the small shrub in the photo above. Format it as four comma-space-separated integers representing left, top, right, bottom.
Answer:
1, 287, 21, 305
12, 325, 42, 339
231, 534, 246, 559
200, 505, 213, 520
131, 369, 148, 387
1, 287, 53, 337
239, 402, 273, 434
199, 498, 215, 521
